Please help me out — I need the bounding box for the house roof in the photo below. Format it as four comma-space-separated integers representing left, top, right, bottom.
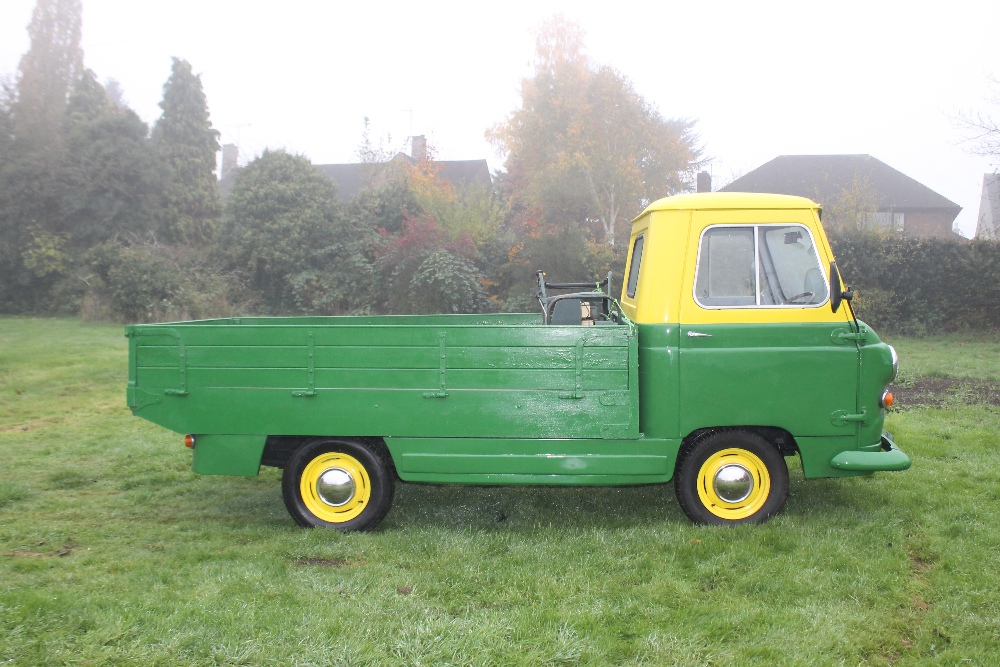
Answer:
720, 155, 960, 211
220, 152, 492, 202
315, 153, 492, 202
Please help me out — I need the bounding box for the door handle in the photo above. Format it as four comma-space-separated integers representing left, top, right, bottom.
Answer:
686, 331, 712, 338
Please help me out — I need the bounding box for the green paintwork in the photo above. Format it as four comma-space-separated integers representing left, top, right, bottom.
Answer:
853, 321, 897, 448
632, 319, 904, 479
127, 312, 904, 483
676, 322, 861, 439
633, 324, 681, 441
386, 437, 678, 484
127, 314, 645, 483
830, 431, 910, 472
795, 436, 872, 478
192, 434, 267, 476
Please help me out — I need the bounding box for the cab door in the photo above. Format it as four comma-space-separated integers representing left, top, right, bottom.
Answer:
677, 210, 860, 444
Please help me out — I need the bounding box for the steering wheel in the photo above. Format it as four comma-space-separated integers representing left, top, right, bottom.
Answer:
785, 291, 815, 304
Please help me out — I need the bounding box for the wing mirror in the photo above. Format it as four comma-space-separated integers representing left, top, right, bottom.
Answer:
830, 261, 854, 313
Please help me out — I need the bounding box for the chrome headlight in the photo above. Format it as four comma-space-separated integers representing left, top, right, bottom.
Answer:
888, 345, 899, 382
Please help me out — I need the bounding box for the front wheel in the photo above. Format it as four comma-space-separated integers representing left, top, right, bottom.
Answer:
282, 438, 394, 531
674, 430, 789, 525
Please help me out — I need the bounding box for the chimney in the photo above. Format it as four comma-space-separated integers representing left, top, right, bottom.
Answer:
696, 171, 712, 193
410, 135, 427, 162
221, 144, 239, 179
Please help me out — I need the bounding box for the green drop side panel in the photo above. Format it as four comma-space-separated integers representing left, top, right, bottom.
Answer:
385, 437, 678, 484
126, 314, 639, 441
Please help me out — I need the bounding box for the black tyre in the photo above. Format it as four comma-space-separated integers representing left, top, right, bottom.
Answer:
674, 430, 789, 525
281, 438, 394, 531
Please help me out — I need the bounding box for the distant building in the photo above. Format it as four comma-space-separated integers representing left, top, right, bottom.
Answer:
976, 173, 1000, 240
720, 155, 962, 238
218, 136, 492, 202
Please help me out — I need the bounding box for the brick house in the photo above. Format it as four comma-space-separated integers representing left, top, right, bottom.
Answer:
719, 155, 962, 238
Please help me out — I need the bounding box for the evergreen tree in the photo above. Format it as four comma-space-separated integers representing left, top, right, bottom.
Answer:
0, 0, 83, 312
218, 150, 375, 315
11, 0, 83, 148
61, 70, 159, 248
152, 58, 221, 243
0, 78, 14, 155
0, 81, 29, 312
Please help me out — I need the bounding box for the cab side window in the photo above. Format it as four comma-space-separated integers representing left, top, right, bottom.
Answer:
695, 224, 829, 308
626, 235, 644, 299
695, 228, 755, 306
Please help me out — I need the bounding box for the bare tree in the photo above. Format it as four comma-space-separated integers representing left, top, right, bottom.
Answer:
957, 76, 1000, 166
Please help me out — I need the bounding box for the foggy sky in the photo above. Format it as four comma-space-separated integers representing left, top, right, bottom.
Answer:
2, 0, 997, 237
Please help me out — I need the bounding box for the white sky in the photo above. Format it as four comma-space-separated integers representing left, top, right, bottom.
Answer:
2, 0, 998, 237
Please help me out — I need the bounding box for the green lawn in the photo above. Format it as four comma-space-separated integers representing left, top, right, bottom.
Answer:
1, 318, 998, 666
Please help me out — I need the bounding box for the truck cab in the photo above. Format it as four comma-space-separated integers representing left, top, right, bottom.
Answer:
620, 192, 908, 523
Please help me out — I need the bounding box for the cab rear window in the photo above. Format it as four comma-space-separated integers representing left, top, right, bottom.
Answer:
694, 224, 829, 308
626, 235, 644, 298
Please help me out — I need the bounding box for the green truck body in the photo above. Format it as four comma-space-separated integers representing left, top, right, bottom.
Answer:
127, 313, 661, 483
126, 192, 911, 529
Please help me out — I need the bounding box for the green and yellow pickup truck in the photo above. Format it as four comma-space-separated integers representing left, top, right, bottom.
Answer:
126, 192, 909, 530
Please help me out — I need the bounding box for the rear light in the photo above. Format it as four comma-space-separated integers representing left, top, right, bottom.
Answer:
880, 391, 894, 409
184, 434, 196, 448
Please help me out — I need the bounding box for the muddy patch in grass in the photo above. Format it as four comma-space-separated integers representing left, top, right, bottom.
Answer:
891, 377, 1000, 408
4, 541, 76, 559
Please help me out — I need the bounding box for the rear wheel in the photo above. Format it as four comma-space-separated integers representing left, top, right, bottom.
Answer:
674, 430, 788, 525
282, 438, 394, 531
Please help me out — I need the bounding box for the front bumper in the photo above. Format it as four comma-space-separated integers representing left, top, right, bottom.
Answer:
829, 431, 911, 472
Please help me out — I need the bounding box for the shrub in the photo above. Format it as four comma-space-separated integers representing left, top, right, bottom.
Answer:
829, 231, 1000, 334
217, 149, 374, 315
86, 239, 253, 323
407, 249, 492, 314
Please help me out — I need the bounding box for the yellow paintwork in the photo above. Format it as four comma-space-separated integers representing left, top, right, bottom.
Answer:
696, 447, 771, 520
621, 192, 851, 325
638, 191, 820, 215
300, 451, 372, 523
620, 209, 691, 323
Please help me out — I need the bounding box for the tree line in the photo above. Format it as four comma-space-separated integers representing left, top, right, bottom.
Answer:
4, 3, 997, 335
0, 4, 701, 321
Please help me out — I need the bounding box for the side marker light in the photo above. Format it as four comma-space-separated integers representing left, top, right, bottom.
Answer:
880, 391, 894, 409
184, 434, 196, 448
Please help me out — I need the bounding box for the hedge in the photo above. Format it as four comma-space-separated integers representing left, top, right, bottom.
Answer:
828, 231, 1000, 335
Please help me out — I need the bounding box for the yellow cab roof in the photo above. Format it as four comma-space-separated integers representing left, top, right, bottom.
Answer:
634, 192, 820, 221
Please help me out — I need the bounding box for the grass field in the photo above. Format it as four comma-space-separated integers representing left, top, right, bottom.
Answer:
1, 318, 998, 666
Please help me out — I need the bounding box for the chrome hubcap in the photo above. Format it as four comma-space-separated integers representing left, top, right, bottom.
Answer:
316, 468, 355, 507
713, 464, 754, 503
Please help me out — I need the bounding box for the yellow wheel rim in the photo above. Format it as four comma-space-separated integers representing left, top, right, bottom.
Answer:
300, 452, 371, 523
696, 448, 771, 521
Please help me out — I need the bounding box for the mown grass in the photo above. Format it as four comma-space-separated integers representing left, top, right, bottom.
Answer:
890, 332, 1000, 381
1, 318, 998, 666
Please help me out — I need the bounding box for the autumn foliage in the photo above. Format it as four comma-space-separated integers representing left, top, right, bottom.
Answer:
489, 15, 701, 248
